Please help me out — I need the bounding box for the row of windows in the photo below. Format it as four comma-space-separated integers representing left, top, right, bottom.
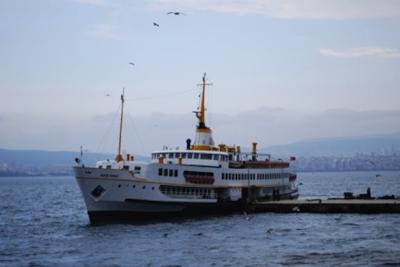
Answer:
152, 152, 230, 161
117, 184, 155, 190
257, 173, 288, 180
160, 185, 214, 198
221, 172, 288, 180
158, 168, 178, 177
222, 173, 256, 180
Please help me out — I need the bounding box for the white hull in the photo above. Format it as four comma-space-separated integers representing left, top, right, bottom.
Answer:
74, 165, 298, 223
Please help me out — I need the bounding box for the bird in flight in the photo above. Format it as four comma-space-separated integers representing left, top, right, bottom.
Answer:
167, 11, 185, 15
129, 62, 135, 66
153, 22, 160, 27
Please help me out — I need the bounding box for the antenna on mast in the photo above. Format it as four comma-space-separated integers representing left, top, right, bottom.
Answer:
115, 88, 125, 162
194, 72, 213, 129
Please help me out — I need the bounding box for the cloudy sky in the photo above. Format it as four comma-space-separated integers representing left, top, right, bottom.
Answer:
1, 0, 399, 155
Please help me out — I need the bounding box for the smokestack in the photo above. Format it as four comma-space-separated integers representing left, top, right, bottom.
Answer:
252, 142, 257, 161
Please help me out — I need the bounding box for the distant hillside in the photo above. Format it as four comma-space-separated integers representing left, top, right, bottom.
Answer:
0, 149, 149, 166
260, 132, 400, 157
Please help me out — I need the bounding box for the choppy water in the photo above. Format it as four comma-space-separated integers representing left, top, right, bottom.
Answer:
0, 171, 399, 266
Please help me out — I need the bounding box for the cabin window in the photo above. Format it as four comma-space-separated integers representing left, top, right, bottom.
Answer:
158, 168, 162, 176
175, 153, 180, 158
222, 173, 225, 180
213, 154, 219, 160
174, 170, 178, 177
169, 169, 173, 176
134, 166, 141, 171
194, 153, 199, 159
168, 153, 173, 158
181, 153, 186, 158
164, 169, 168, 176
123, 165, 129, 170
200, 154, 212, 160
188, 153, 193, 159
106, 165, 111, 169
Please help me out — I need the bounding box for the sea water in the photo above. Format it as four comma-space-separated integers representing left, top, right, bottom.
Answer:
0, 171, 399, 266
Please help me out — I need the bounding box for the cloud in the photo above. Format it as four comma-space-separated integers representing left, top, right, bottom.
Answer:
319, 47, 400, 58
86, 23, 120, 39
73, 0, 109, 7
149, 0, 400, 19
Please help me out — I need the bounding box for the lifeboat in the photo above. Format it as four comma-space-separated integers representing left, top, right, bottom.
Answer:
229, 160, 290, 169
183, 171, 215, 184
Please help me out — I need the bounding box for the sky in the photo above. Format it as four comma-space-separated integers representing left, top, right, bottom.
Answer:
0, 0, 400, 155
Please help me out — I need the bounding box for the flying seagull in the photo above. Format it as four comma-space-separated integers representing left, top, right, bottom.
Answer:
153, 22, 160, 27
129, 62, 135, 66
167, 11, 185, 15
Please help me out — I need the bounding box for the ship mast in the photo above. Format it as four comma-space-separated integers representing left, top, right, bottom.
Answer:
191, 73, 216, 151
196, 73, 212, 129
115, 88, 125, 162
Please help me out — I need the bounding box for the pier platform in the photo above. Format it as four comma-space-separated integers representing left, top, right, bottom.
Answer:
252, 199, 400, 214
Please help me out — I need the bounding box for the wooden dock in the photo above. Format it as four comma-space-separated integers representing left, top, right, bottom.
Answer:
252, 199, 400, 214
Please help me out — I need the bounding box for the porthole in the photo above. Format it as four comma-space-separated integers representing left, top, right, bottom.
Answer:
142, 186, 146, 189
132, 185, 136, 188
118, 184, 121, 188
152, 186, 155, 190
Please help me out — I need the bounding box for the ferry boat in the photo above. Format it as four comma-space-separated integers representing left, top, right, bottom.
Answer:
74, 74, 298, 223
